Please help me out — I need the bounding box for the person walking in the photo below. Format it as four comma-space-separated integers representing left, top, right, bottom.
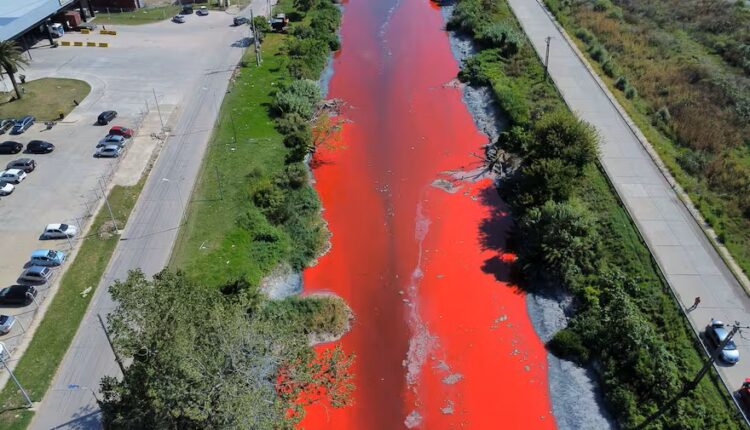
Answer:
688, 296, 701, 312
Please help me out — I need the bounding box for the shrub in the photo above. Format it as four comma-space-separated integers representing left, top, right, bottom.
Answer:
587, 43, 608, 62
275, 112, 310, 135
614, 75, 628, 91
601, 58, 616, 77
286, 38, 330, 79
272, 80, 321, 118
529, 109, 599, 174
548, 328, 590, 364
575, 27, 595, 44
624, 85, 637, 99
593, 0, 612, 12
517, 199, 600, 282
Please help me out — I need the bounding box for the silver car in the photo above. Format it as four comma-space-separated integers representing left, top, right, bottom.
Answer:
0, 315, 16, 335
18, 266, 52, 285
95, 145, 123, 158
707, 319, 740, 364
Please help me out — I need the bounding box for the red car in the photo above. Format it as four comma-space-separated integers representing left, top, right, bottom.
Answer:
108, 126, 133, 139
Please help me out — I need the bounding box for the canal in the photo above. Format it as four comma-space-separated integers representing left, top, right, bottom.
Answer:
301, 0, 556, 427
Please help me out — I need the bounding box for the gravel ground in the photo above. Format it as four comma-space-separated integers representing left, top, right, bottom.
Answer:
441, 5, 615, 428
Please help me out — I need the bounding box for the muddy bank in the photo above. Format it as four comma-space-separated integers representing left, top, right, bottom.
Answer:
441, 4, 615, 429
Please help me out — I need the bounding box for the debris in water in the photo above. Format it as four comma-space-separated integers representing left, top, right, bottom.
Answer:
431, 178, 461, 194
442, 373, 463, 385
405, 410, 422, 428
441, 400, 455, 415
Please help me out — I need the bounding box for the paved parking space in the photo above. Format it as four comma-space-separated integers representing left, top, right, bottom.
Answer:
0, 11, 252, 367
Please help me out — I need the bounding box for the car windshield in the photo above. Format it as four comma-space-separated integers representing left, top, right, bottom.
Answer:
725, 340, 738, 351
60, 224, 69, 231
48, 250, 57, 258
0, 316, 7, 324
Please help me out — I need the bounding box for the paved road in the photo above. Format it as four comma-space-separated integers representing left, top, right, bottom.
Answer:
507, 0, 750, 406
29, 3, 274, 429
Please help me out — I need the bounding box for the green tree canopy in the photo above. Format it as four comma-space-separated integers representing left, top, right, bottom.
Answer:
0, 40, 29, 100
100, 270, 353, 429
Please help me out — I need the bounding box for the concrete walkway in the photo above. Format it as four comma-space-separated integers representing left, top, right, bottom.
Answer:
506, 0, 750, 406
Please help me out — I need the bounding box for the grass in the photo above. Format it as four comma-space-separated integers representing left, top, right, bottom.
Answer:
170, 33, 292, 286
0, 179, 145, 430
0, 78, 90, 122
544, 0, 750, 280
93, 5, 181, 25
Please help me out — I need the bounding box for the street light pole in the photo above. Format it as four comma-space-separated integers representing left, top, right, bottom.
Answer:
99, 178, 118, 232
152, 88, 165, 133
0, 354, 33, 408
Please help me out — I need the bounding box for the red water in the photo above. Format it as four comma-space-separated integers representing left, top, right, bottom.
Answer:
301, 0, 556, 428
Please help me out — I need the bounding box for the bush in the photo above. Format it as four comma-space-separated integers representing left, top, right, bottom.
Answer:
286, 38, 330, 79
272, 79, 321, 117
548, 328, 590, 364
624, 85, 637, 99
275, 112, 310, 135
593, 0, 612, 12
575, 27, 595, 44
528, 109, 599, 174
517, 199, 600, 282
587, 43, 608, 63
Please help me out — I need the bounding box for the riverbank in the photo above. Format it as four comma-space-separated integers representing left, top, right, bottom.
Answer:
446, 0, 741, 428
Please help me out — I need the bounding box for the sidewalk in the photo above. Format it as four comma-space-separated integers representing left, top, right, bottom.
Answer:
506, 0, 750, 400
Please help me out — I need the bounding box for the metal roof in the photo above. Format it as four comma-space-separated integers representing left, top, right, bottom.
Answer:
0, 0, 75, 41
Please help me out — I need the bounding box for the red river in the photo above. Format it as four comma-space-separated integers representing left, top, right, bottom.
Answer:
301, 0, 556, 428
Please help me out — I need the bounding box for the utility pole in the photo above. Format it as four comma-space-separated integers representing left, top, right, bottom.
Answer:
267, 0, 271, 17
544, 36, 551, 81
0, 354, 33, 408
152, 88, 165, 133
99, 178, 117, 231
250, 10, 261, 66
636, 321, 747, 429
229, 111, 238, 144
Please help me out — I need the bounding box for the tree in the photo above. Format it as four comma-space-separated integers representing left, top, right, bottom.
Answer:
100, 270, 354, 429
0, 40, 29, 100
527, 109, 599, 176
516, 199, 599, 283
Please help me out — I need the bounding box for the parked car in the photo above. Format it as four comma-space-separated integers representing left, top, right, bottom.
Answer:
0, 181, 14, 196
97, 135, 126, 148
10, 116, 35, 134
0, 285, 37, 306
108, 126, 133, 139
0, 119, 14, 134
197, 6, 209, 16
0, 141, 23, 154
706, 319, 740, 364
18, 266, 52, 285
0, 315, 16, 335
95, 145, 123, 158
97, 110, 117, 125
233, 16, 249, 26
172, 15, 186, 24
0, 169, 27, 184
29, 249, 66, 267
26, 140, 54, 154
181, 5, 193, 14
6, 158, 35, 173
41, 223, 77, 239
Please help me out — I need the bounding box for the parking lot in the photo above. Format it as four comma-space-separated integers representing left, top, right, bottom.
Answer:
0, 11, 253, 361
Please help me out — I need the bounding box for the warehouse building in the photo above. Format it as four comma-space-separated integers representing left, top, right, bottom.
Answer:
0, 0, 95, 45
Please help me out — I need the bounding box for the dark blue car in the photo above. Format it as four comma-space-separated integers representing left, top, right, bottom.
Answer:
11, 116, 35, 134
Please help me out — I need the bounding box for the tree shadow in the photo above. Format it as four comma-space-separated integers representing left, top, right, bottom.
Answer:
50, 403, 102, 430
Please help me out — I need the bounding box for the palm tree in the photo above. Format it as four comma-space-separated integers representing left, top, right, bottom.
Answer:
0, 40, 29, 100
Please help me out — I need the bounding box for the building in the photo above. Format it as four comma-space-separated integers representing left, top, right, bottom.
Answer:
0, 0, 95, 44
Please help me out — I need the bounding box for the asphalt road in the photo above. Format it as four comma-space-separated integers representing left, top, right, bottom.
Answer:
507, 0, 750, 414
28, 3, 273, 429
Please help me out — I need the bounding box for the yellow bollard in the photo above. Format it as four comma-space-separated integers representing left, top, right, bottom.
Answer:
109, 30, 117, 36
99, 30, 107, 35
81, 28, 89, 34
99, 42, 108, 48
87, 42, 96, 47
61, 41, 71, 46
73, 41, 83, 46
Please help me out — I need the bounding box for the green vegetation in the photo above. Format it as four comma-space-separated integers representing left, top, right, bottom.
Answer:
543, 0, 750, 278
100, 271, 353, 429
0, 180, 145, 430
105, 0, 352, 427
0, 78, 90, 121
94, 5, 181, 25
0, 41, 28, 101
451, 0, 742, 428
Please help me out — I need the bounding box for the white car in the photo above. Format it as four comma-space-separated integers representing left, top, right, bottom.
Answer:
41, 223, 78, 239
95, 145, 123, 158
96, 134, 127, 148
0, 181, 13, 196
0, 169, 26, 184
